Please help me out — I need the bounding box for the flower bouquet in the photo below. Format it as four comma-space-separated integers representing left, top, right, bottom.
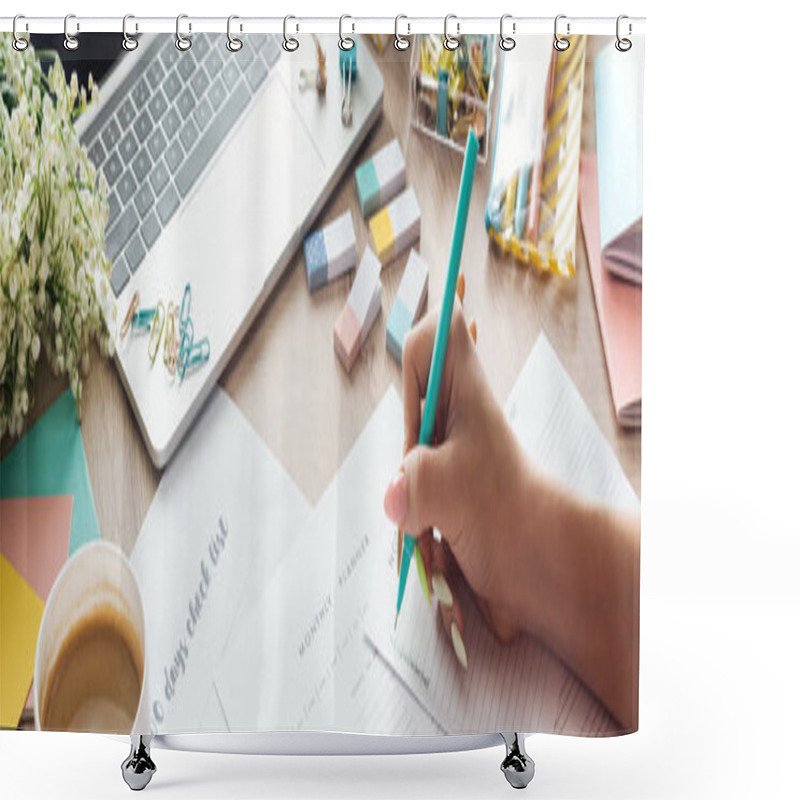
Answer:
1, 35, 114, 440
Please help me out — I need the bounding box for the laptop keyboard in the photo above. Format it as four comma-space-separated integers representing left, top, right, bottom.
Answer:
84, 33, 283, 297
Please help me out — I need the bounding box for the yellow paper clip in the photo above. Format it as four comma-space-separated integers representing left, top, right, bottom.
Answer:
163, 303, 178, 375
147, 301, 165, 365
119, 291, 140, 340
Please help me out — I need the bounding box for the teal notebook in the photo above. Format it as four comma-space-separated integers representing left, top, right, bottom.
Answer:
1, 390, 101, 556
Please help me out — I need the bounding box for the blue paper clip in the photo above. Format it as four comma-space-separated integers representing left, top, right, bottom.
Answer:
178, 337, 210, 381
130, 307, 157, 332
339, 42, 357, 126
179, 283, 191, 335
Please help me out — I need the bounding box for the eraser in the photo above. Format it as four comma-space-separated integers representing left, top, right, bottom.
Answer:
386, 249, 429, 364
355, 138, 406, 219
368, 186, 421, 266
334, 246, 383, 373
304, 211, 357, 292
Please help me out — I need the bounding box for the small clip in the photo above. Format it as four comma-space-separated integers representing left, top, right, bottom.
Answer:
179, 282, 191, 335
120, 291, 140, 340
130, 307, 157, 333
147, 301, 165, 364
163, 303, 178, 375
178, 337, 210, 381
178, 317, 194, 360
339, 42, 357, 126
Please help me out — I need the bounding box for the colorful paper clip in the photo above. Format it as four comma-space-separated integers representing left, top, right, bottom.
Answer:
130, 307, 157, 333
340, 42, 357, 126
147, 301, 165, 364
179, 283, 191, 335
120, 291, 140, 340
163, 303, 179, 376
178, 337, 210, 382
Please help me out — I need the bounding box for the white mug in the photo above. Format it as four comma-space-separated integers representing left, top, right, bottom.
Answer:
33, 541, 149, 734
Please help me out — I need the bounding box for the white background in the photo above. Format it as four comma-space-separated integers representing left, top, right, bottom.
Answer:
3, 1, 799, 797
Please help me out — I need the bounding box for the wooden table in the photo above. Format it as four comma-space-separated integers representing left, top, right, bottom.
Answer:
11, 35, 638, 733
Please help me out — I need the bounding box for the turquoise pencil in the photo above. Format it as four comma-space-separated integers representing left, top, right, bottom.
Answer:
395, 128, 479, 628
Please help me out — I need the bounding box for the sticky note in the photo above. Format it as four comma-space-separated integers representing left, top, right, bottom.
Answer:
386, 249, 429, 364
368, 186, 421, 266
0, 553, 45, 727
1, 390, 100, 556
304, 211, 357, 292
334, 246, 383, 373
355, 138, 406, 218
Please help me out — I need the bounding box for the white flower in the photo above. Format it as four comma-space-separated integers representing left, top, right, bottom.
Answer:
53, 303, 62, 329
31, 334, 41, 362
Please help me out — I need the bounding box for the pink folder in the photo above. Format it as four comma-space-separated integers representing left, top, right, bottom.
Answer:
0, 495, 73, 714
579, 155, 642, 427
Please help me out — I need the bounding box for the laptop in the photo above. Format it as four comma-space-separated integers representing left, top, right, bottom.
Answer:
74, 32, 383, 468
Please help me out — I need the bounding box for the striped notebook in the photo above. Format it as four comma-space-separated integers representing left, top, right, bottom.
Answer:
486, 35, 586, 278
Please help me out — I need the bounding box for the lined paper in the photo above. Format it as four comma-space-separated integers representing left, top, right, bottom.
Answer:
364, 335, 639, 735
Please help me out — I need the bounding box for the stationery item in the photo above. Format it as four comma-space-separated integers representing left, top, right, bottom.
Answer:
579, 155, 642, 427
215, 389, 438, 734
594, 42, 644, 285
0, 390, 100, 556
396, 129, 478, 626
120, 291, 140, 339
147, 301, 166, 364
334, 246, 383, 373
386, 249, 429, 364
486, 35, 586, 278
0, 553, 44, 727
355, 138, 406, 219
130, 387, 311, 734
366, 335, 640, 734
0, 496, 74, 713
410, 34, 497, 160
339, 41, 357, 126
368, 186, 421, 266
304, 211, 357, 291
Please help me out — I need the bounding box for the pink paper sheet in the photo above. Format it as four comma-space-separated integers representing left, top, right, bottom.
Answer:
579, 155, 642, 426
0, 495, 73, 713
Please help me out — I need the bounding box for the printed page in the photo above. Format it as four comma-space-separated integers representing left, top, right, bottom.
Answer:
130, 388, 311, 735
364, 335, 639, 734
214, 390, 439, 734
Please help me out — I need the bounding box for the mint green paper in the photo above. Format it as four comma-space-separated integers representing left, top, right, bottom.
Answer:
1, 390, 100, 555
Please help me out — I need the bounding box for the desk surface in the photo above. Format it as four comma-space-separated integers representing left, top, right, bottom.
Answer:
15, 35, 639, 560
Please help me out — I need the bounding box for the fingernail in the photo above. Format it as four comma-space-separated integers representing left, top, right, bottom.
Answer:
384, 469, 406, 526
431, 573, 453, 607
469, 319, 477, 344
456, 273, 466, 304
451, 622, 468, 671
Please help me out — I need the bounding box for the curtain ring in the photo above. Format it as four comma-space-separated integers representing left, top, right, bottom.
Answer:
443, 14, 460, 51
553, 14, 570, 51
12, 14, 29, 52
339, 15, 355, 51
227, 15, 243, 52
499, 14, 516, 51
283, 15, 299, 52
176, 13, 192, 51
64, 13, 79, 51
122, 14, 138, 51
615, 15, 632, 51
394, 14, 410, 51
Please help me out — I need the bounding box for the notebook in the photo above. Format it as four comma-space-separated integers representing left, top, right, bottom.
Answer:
594, 42, 644, 285
579, 154, 642, 427
364, 335, 640, 735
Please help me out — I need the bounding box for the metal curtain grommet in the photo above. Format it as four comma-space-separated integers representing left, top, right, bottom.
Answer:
443, 13, 460, 51
554, 14, 570, 51
339, 14, 355, 51
176, 13, 192, 51
283, 15, 299, 52
615, 14, 633, 51
227, 15, 243, 52
64, 13, 79, 51
12, 14, 29, 51
394, 14, 410, 51
122, 14, 138, 51
499, 14, 516, 51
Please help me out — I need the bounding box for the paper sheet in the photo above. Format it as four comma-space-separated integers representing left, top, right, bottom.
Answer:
363, 335, 639, 735
215, 390, 439, 735
0, 496, 73, 712
1, 390, 100, 555
130, 387, 311, 735
0, 553, 44, 727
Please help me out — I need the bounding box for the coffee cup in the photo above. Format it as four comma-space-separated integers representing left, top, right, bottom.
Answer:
33, 541, 148, 734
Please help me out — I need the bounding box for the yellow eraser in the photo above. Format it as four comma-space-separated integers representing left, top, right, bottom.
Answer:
369, 208, 395, 265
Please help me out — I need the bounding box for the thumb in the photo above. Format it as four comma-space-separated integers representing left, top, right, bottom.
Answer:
384, 442, 458, 537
